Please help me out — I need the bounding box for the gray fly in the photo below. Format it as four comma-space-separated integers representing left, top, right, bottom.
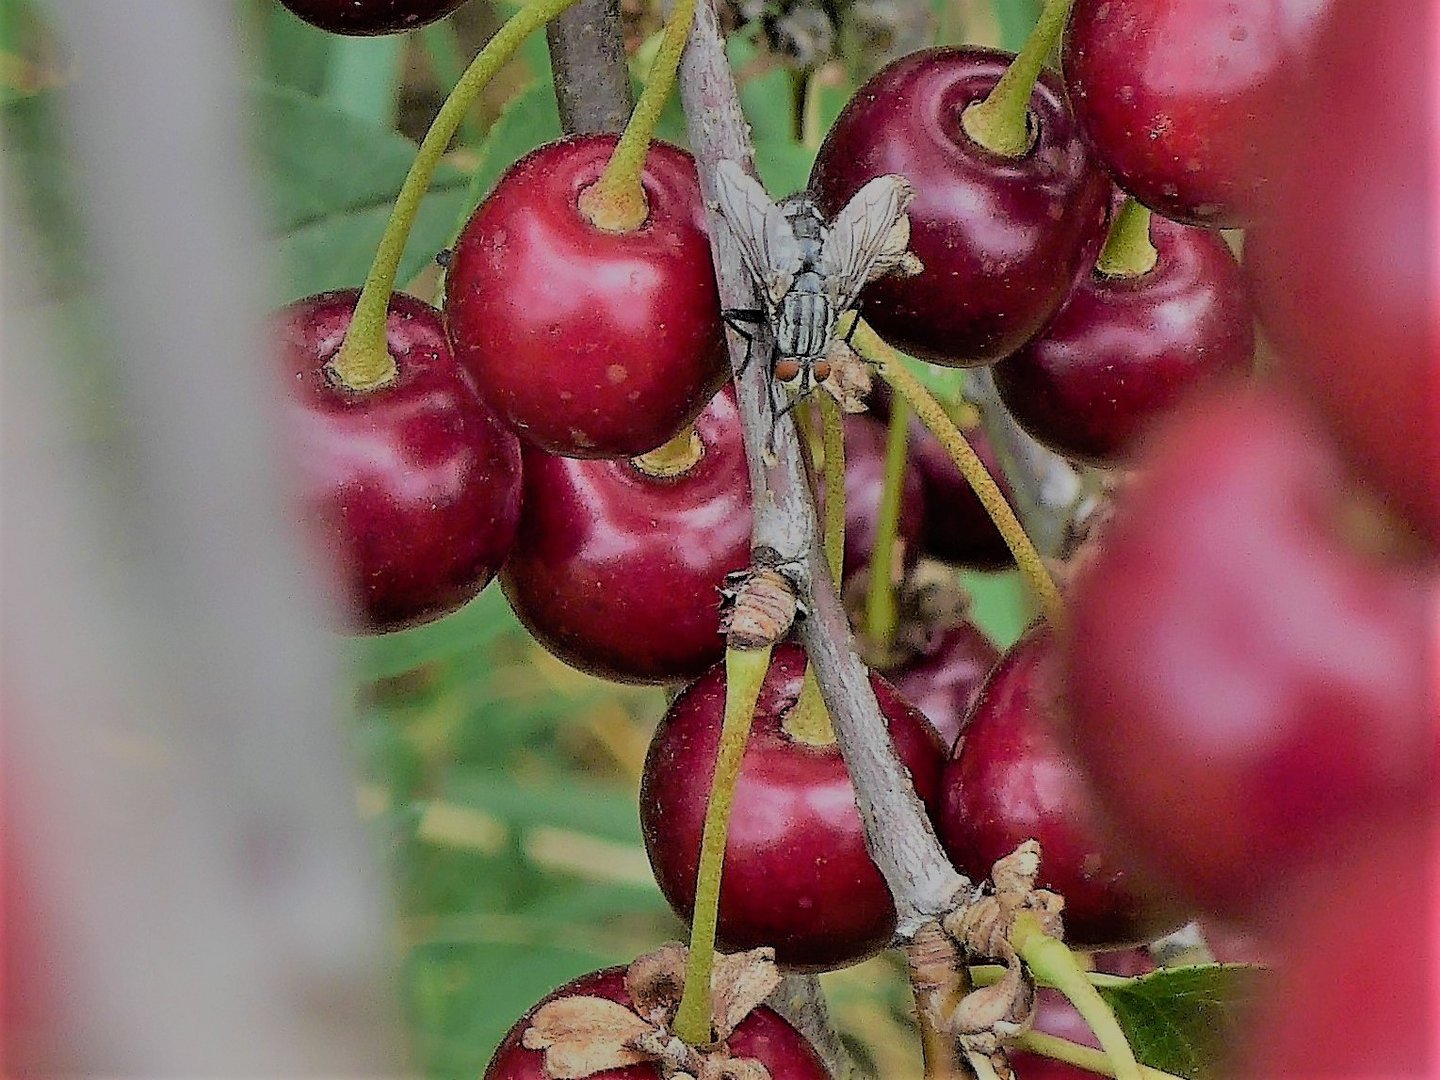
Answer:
712, 159, 921, 422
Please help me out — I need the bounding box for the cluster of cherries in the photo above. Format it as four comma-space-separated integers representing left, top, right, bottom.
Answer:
277, 0, 1435, 1076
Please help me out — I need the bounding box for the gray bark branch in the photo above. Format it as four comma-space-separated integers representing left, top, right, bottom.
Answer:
547, 0, 634, 134
678, 0, 968, 937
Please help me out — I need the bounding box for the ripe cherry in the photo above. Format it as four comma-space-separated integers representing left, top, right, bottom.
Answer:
276, 0, 467, 35
640, 645, 948, 970
1063, 387, 1435, 921
1246, 0, 1439, 549
886, 618, 1000, 749
501, 390, 751, 685
446, 135, 729, 459
484, 967, 830, 1080
938, 629, 1187, 948
1063, 0, 1329, 227
837, 413, 926, 580
277, 290, 522, 633
811, 47, 1110, 366
994, 201, 1254, 464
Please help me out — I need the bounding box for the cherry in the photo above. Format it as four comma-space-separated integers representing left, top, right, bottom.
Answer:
500, 390, 751, 685
994, 203, 1254, 464
836, 412, 926, 580
640, 644, 948, 970
886, 618, 1000, 749
276, 0, 467, 35
1062, 0, 1330, 227
276, 290, 522, 633
484, 967, 830, 1080
1245, 0, 1439, 549
1063, 387, 1435, 921
811, 47, 1110, 367
938, 628, 1187, 948
445, 135, 729, 459
1241, 817, 1437, 1079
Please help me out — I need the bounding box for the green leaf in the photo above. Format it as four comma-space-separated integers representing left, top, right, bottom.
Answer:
324, 34, 404, 127
257, 0, 339, 97
253, 81, 472, 297
993, 0, 1042, 52
465, 79, 562, 211
1098, 964, 1268, 1079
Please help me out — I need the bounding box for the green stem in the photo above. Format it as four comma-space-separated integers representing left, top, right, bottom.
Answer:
968, 963, 1130, 991
1096, 197, 1158, 278
579, 0, 697, 231
673, 646, 774, 1045
1012, 912, 1143, 1080
856, 323, 1065, 627
1009, 1033, 1184, 1080
961, 0, 1072, 157
818, 393, 846, 585
865, 395, 908, 653
330, 0, 583, 391
418, 22, 487, 147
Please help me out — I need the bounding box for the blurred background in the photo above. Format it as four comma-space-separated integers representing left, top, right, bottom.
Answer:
2, 0, 1040, 1074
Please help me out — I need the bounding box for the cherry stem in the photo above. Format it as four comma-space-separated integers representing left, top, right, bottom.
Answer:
1096, 197, 1158, 278
579, 0, 697, 231
1009, 1033, 1184, 1080
631, 423, 704, 477
865, 395, 908, 652
330, 0, 585, 391
1011, 912, 1144, 1080
961, 0, 1072, 157
674, 644, 775, 1046
783, 395, 845, 746
856, 323, 1065, 627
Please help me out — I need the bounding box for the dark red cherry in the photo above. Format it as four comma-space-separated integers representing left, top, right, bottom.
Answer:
640, 645, 948, 970
811, 47, 1110, 366
938, 628, 1187, 947
1246, 0, 1439, 549
501, 390, 751, 685
836, 413, 926, 580
484, 967, 830, 1080
276, 0, 467, 35
1064, 387, 1435, 921
446, 135, 729, 459
277, 290, 522, 633
995, 207, 1254, 464
1242, 817, 1437, 1079
885, 619, 1000, 749
1063, 0, 1330, 227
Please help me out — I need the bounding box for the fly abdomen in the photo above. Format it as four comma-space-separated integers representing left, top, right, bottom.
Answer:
776, 280, 834, 359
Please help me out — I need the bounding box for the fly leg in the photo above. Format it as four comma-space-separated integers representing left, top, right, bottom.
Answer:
722, 308, 767, 379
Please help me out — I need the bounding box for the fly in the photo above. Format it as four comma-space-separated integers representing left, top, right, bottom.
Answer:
712, 159, 922, 425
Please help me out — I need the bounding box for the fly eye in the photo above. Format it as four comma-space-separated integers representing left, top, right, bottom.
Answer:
774, 359, 803, 384
812, 360, 832, 383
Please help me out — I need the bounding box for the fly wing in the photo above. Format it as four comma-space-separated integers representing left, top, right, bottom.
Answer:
816, 173, 916, 310
713, 159, 803, 306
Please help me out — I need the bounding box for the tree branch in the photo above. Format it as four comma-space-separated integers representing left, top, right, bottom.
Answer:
546, 0, 634, 134
677, 0, 968, 937
965, 366, 1089, 559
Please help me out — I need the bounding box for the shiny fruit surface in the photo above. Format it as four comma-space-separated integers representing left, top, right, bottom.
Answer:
446, 135, 729, 458
812, 47, 1110, 366
277, 290, 522, 632
277, 0, 467, 34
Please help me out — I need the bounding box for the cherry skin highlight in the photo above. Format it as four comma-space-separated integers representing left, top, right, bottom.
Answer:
277, 290, 522, 633
501, 390, 751, 685
483, 967, 830, 1080
886, 619, 1001, 749
276, 0, 468, 35
938, 628, 1187, 947
446, 135, 729, 459
1063, 387, 1435, 921
995, 211, 1254, 464
1063, 0, 1330, 227
811, 47, 1110, 366
640, 645, 948, 970
1246, 0, 1439, 550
